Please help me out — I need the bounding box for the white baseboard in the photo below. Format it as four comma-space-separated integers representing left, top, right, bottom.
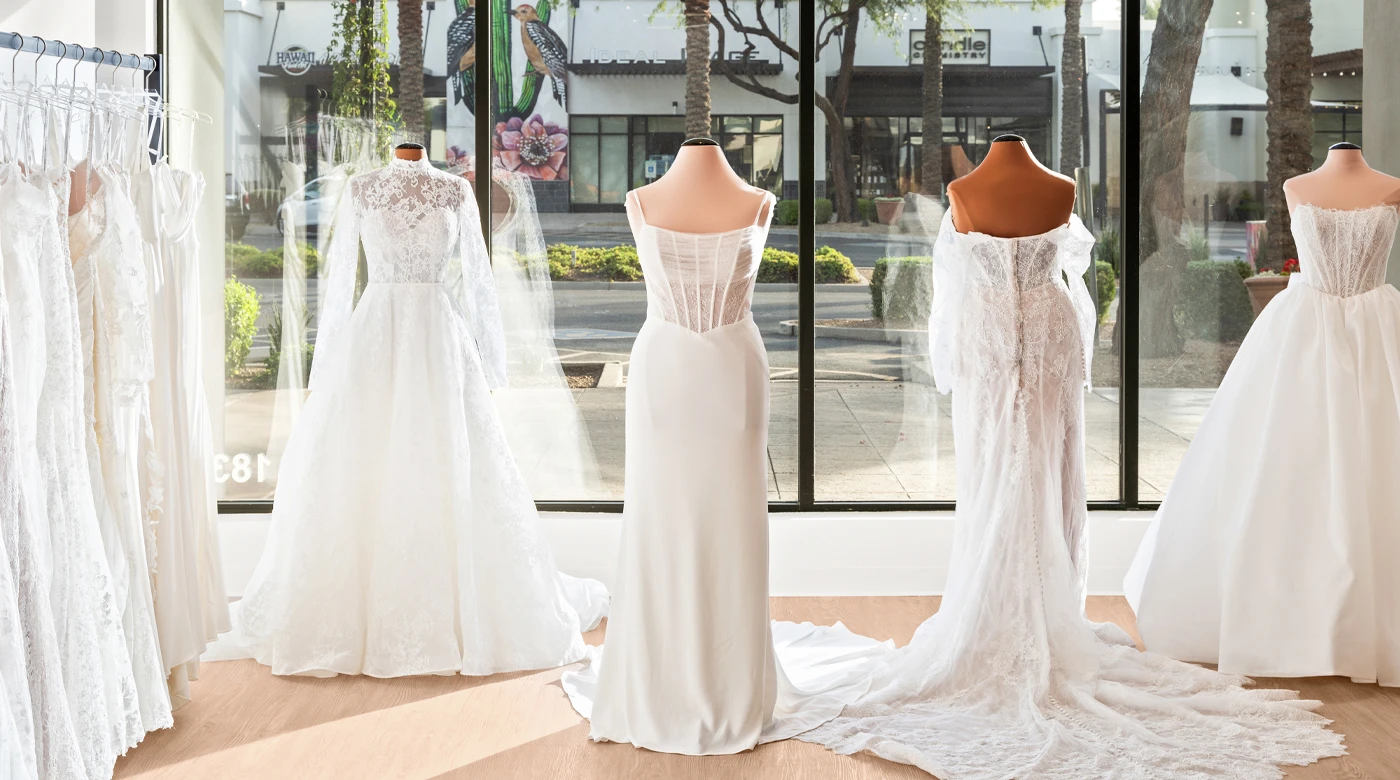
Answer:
215, 511, 1155, 598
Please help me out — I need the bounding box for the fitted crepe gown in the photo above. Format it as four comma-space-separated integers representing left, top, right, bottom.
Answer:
562, 189, 891, 756
1127, 203, 1400, 685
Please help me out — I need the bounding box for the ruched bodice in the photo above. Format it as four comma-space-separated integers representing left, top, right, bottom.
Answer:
353, 157, 465, 284
626, 190, 774, 334
1291, 204, 1398, 297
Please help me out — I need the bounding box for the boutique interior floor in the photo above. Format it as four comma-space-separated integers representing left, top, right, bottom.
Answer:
115, 597, 1397, 780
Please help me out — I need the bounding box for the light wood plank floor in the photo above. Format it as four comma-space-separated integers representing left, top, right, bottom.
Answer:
115, 597, 1397, 780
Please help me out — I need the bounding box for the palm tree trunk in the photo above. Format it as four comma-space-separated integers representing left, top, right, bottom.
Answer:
398, 0, 426, 138
1136, 0, 1214, 358
684, 0, 712, 138
920, 6, 944, 197
1059, 0, 1084, 175
1264, 0, 1313, 271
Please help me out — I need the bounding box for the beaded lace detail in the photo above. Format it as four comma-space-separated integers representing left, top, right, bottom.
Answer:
1291, 204, 1398, 298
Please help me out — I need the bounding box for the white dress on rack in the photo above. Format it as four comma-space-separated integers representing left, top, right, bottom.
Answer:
561, 190, 892, 756
222, 157, 604, 677
68, 162, 173, 736
3, 161, 137, 779
1127, 204, 1400, 685
796, 207, 1346, 780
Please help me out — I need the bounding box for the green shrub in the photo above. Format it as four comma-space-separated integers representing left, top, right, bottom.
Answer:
814, 245, 859, 283
757, 247, 799, 282
224, 277, 260, 375
755, 246, 858, 284
1093, 226, 1120, 274
1176, 259, 1255, 342
264, 308, 315, 384
856, 198, 876, 223
544, 244, 643, 281
871, 256, 934, 327
775, 199, 799, 225
1185, 227, 1211, 264
1089, 260, 1117, 325
815, 198, 833, 225
225, 242, 319, 278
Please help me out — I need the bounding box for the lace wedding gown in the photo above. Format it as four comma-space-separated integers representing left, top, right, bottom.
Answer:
1127, 204, 1400, 685
797, 207, 1345, 779
561, 190, 891, 755
224, 157, 605, 677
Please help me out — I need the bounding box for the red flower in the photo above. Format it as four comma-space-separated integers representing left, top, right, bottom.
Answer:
1282, 258, 1300, 275
493, 114, 569, 181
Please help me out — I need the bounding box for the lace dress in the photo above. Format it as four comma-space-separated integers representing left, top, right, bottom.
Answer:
217, 157, 605, 677
1128, 204, 1400, 685
797, 208, 1346, 779
561, 189, 892, 755
2, 162, 140, 779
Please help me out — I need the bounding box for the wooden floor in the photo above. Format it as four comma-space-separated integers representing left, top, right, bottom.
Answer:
114, 597, 1397, 780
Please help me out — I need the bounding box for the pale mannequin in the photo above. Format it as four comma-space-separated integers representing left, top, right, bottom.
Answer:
948, 135, 1076, 238
632, 139, 771, 232
1284, 144, 1400, 213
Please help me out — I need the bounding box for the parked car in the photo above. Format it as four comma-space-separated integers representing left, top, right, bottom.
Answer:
276, 180, 329, 237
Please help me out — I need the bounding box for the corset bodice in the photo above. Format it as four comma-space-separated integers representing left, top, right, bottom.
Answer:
961, 232, 1065, 294
627, 190, 775, 334
1291, 204, 1398, 298
353, 158, 466, 284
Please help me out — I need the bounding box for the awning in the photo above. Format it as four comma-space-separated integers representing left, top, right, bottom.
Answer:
838, 65, 1055, 118
1188, 73, 1269, 110
574, 59, 782, 77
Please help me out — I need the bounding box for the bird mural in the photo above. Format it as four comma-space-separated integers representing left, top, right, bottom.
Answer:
512, 4, 569, 108
448, 0, 476, 110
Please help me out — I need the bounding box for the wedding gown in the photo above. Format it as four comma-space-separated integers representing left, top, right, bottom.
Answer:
1127, 204, 1400, 685
3, 161, 140, 779
224, 157, 605, 677
797, 207, 1345, 779
561, 189, 892, 755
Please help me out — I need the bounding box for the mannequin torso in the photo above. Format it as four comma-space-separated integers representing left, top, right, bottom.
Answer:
947, 136, 1075, 238
1284, 146, 1400, 212
632, 142, 770, 232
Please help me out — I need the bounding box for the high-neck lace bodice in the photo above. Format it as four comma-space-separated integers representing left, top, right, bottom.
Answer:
1291, 204, 1398, 298
626, 190, 775, 334
354, 157, 466, 284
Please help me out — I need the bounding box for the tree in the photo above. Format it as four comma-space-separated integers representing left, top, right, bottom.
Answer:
1263, 0, 1313, 270
398, 0, 426, 138
1137, 0, 1213, 358
330, 0, 398, 152
684, 0, 713, 138
1058, 0, 1084, 175
920, 3, 944, 197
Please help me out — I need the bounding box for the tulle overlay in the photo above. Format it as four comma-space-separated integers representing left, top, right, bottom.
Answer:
1128, 204, 1400, 685
797, 204, 1345, 779
216, 158, 605, 677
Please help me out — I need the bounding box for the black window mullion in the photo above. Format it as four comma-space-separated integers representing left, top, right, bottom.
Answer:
475, 0, 492, 248
1121, 0, 1141, 508
798, 0, 816, 509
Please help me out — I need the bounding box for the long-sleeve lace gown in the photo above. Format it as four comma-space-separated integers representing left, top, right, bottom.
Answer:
223, 157, 605, 677
796, 208, 1346, 779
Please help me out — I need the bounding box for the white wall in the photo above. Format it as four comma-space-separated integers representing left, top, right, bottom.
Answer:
1, 0, 152, 60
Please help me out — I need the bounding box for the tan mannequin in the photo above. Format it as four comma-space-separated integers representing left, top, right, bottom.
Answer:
1284, 144, 1400, 212
393, 143, 428, 162
631, 139, 770, 232
947, 135, 1075, 238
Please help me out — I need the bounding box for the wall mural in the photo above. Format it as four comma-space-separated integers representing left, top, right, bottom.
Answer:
447, 0, 570, 181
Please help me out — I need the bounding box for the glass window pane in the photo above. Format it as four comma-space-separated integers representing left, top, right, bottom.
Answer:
757, 117, 783, 134
571, 137, 600, 204
723, 116, 753, 134
574, 116, 600, 134
600, 116, 629, 134
651, 116, 685, 134
599, 135, 629, 204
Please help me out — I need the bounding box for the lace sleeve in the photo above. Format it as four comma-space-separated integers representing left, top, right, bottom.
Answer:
927, 209, 964, 395
308, 180, 359, 392
1058, 215, 1098, 391
451, 179, 508, 389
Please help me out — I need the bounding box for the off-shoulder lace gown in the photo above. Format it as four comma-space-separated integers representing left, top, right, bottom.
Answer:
797, 209, 1345, 779
1128, 204, 1400, 686
561, 190, 892, 755
223, 157, 605, 677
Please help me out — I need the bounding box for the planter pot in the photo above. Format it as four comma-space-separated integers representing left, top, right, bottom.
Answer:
875, 199, 905, 225
1244, 275, 1289, 318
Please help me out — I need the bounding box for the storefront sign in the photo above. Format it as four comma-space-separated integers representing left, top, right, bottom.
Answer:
583, 48, 773, 66
910, 29, 991, 66
276, 46, 318, 77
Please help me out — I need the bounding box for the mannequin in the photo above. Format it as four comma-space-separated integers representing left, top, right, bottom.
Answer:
947, 135, 1075, 238
393, 141, 427, 161
1284, 143, 1400, 212
632, 138, 770, 232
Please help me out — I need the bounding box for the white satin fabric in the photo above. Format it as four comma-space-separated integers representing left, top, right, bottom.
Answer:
797, 204, 1345, 779
1128, 203, 1400, 685
211, 157, 605, 677
561, 190, 892, 755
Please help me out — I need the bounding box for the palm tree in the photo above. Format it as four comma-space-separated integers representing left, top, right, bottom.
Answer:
684, 0, 713, 138
1263, 0, 1313, 270
398, 0, 426, 138
1058, 0, 1084, 175
920, 2, 944, 197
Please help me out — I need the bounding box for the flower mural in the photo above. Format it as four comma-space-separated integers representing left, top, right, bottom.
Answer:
494, 114, 569, 181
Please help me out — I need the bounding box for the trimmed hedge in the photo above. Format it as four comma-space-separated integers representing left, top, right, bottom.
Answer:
224, 277, 260, 375
225, 241, 321, 278
856, 197, 876, 223
1176, 259, 1255, 342
546, 243, 859, 284
870, 256, 933, 327
773, 198, 834, 225
1090, 260, 1117, 325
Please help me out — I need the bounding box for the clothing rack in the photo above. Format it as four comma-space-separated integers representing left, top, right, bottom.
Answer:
1, 31, 165, 161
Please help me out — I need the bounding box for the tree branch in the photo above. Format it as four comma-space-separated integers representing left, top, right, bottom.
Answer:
709, 13, 798, 104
